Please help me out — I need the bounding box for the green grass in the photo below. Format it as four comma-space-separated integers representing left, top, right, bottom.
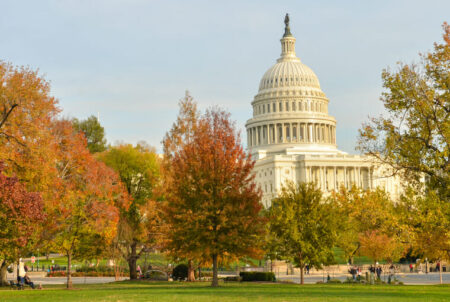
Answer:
1, 281, 449, 302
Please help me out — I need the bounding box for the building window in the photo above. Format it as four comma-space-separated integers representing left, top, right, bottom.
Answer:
292, 102, 296, 111
286, 102, 289, 111
267, 104, 270, 113
293, 127, 297, 140
263, 105, 265, 114
273, 103, 276, 112
279, 102, 282, 111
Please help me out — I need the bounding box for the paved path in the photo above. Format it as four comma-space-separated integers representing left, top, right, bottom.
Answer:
9, 273, 450, 286
8, 276, 128, 285
277, 272, 450, 285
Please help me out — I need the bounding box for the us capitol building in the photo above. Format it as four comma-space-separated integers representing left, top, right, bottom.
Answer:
246, 15, 402, 207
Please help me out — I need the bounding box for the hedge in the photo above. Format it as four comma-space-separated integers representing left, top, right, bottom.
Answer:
239, 272, 276, 282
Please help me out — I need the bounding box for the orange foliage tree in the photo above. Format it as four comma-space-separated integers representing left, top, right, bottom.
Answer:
163, 100, 265, 287
50, 120, 125, 288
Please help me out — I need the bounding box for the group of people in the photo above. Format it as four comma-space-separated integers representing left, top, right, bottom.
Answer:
349, 265, 383, 281
368, 265, 383, 279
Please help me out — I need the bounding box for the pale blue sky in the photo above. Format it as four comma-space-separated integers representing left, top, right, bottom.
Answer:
1, 0, 448, 153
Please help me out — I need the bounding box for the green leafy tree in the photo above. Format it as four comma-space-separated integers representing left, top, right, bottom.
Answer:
268, 182, 337, 285
357, 23, 449, 199
72, 115, 107, 153
98, 143, 161, 280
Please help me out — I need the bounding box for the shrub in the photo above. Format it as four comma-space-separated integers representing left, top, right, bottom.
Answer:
224, 276, 241, 282
239, 272, 276, 282
172, 264, 188, 281
327, 278, 342, 284
144, 270, 168, 281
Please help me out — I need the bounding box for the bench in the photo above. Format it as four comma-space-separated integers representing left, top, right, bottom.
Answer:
9, 280, 24, 290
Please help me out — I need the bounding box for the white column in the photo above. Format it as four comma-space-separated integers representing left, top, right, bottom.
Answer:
334, 166, 337, 190
344, 167, 347, 189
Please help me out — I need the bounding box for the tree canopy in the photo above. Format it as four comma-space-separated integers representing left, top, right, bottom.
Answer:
268, 182, 337, 285
357, 23, 450, 199
72, 115, 107, 153
98, 143, 161, 280
163, 97, 265, 287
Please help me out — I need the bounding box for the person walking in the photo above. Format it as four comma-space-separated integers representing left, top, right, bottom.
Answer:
409, 263, 413, 273
17, 259, 26, 285
376, 266, 382, 279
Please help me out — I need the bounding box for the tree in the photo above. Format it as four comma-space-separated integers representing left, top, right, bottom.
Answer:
357, 23, 450, 199
268, 182, 336, 285
397, 190, 450, 284
0, 61, 60, 283
98, 143, 161, 280
163, 104, 265, 287
51, 120, 123, 288
72, 115, 107, 153
331, 187, 405, 265
359, 230, 404, 265
0, 165, 45, 286
162, 92, 201, 281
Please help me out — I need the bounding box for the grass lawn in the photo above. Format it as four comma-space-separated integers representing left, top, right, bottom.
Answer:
1, 281, 449, 302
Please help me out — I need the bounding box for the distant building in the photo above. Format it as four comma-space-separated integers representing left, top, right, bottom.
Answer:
246, 15, 402, 207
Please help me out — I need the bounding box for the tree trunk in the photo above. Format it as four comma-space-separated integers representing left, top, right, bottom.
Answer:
0, 260, 8, 286
187, 259, 195, 282
439, 259, 443, 285
66, 252, 72, 289
211, 254, 219, 287
300, 266, 304, 285
128, 242, 138, 280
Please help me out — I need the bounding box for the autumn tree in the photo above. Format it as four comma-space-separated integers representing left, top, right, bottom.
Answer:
161, 92, 201, 281
72, 115, 107, 153
268, 182, 337, 285
0, 61, 60, 271
357, 23, 450, 199
397, 190, 450, 284
51, 120, 124, 288
0, 165, 45, 286
98, 143, 161, 280
164, 104, 265, 287
331, 187, 406, 265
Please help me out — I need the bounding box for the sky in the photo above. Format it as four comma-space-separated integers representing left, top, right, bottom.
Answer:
1, 0, 449, 153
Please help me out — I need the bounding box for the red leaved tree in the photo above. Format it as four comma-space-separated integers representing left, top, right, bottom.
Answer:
0, 164, 45, 285
164, 103, 265, 287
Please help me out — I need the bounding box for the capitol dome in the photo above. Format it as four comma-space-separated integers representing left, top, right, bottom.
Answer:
246, 14, 340, 157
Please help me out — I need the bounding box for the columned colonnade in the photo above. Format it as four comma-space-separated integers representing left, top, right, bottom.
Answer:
304, 165, 373, 191
247, 122, 336, 147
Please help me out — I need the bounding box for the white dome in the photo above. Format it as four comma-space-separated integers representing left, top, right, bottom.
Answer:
246, 16, 338, 157
258, 60, 321, 91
